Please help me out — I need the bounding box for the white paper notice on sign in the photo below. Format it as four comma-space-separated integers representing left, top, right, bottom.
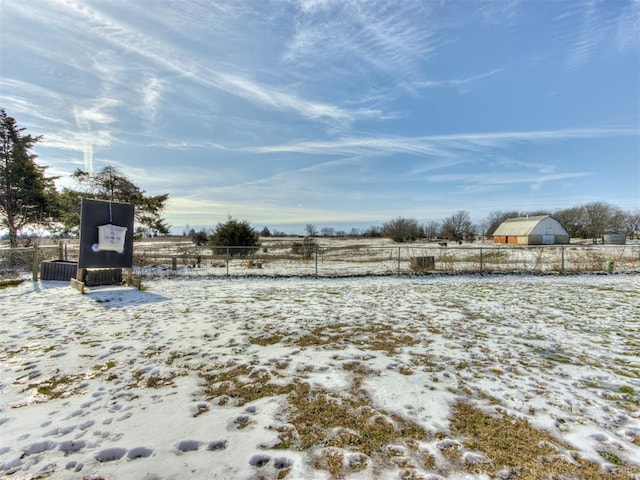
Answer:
97, 224, 127, 253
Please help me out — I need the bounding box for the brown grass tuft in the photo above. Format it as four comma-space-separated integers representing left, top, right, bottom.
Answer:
283, 381, 428, 476
200, 365, 294, 406
450, 402, 640, 479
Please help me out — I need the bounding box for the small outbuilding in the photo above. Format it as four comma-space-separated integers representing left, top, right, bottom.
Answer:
493, 215, 570, 245
603, 231, 626, 245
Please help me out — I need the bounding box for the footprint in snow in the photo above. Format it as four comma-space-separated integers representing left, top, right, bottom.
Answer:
116, 412, 133, 422
65, 460, 84, 472
206, 440, 227, 451
79, 420, 95, 430
127, 446, 154, 460
44, 425, 75, 437
234, 415, 251, 428
66, 409, 84, 419
273, 457, 293, 469
190, 402, 210, 417
22, 440, 56, 456
59, 440, 86, 455
80, 398, 99, 409
95, 447, 127, 462
249, 454, 271, 468
175, 440, 202, 453
92, 430, 124, 442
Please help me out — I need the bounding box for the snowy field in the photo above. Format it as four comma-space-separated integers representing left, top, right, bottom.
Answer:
131, 238, 640, 276
2, 238, 639, 280
1, 274, 640, 480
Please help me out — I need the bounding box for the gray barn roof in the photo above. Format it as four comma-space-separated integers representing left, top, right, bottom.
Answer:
493, 215, 551, 237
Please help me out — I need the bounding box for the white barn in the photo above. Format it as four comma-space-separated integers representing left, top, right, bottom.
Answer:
493, 215, 570, 245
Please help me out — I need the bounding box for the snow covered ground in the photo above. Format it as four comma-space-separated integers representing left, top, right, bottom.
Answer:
1, 274, 639, 479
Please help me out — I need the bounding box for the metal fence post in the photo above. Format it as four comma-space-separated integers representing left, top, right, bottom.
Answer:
479, 247, 483, 272
397, 247, 401, 276
560, 246, 565, 273
32, 246, 39, 281
315, 245, 318, 277
226, 247, 230, 275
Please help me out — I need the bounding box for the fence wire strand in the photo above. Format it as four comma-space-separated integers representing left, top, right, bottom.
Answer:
1, 242, 638, 280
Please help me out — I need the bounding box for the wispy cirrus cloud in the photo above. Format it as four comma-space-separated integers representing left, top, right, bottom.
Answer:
72, 98, 120, 172
212, 71, 357, 124
476, 0, 521, 25
425, 171, 592, 186
0, 79, 80, 137
154, 140, 230, 151
284, 1, 443, 83
615, 0, 640, 51
2, 1, 638, 229
549, 0, 639, 69
413, 68, 504, 91
73, 100, 119, 127
246, 127, 638, 157
564, 1, 609, 68
423, 171, 594, 195
39, 129, 114, 152
140, 75, 164, 124
237, 125, 637, 202
246, 136, 453, 157
0, 80, 116, 155
44, 0, 363, 126
3, 0, 367, 132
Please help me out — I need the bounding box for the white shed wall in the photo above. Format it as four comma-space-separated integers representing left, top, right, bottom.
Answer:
530, 217, 567, 236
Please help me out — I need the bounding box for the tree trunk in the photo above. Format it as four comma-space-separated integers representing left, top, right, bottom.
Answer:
3, 208, 19, 247
8, 227, 18, 248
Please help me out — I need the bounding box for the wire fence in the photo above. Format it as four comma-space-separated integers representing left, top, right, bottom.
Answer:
1, 241, 639, 280
0, 245, 62, 280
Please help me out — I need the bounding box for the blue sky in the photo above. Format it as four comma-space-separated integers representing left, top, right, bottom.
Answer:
1, 0, 639, 234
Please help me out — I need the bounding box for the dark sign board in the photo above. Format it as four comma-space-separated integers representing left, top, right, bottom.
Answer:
78, 198, 135, 268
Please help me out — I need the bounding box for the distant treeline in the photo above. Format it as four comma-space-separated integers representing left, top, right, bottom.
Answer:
185, 202, 639, 245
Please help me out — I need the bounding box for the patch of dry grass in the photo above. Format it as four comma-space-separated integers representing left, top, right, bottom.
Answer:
129, 369, 177, 389
342, 360, 378, 376
25, 374, 86, 401
200, 365, 295, 406
248, 334, 283, 346
292, 323, 420, 354
407, 351, 441, 372
283, 381, 428, 477
450, 402, 640, 479
0, 278, 23, 289
294, 324, 345, 348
